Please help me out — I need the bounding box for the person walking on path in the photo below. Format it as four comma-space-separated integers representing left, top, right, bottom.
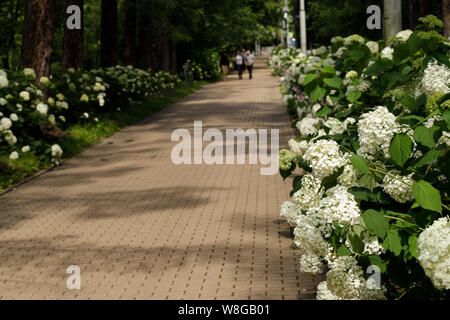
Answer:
245, 50, 255, 80
234, 50, 244, 80
220, 53, 230, 81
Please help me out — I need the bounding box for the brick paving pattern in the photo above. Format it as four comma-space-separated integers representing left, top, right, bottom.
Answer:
0, 57, 321, 300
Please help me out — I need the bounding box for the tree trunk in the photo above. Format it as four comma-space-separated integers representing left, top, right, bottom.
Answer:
137, 0, 153, 70
444, 0, 450, 38
159, 15, 170, 71
62, 0, 84, 72
419, 0, 431, 17
409, 0, 420, 29
383, 0, 402, 43
101, 0, 118, 67
124, 0, 137, 66
170, 40, 177, 72
20, 0, 56, 80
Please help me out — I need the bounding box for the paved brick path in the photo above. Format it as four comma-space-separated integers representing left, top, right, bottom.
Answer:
0, 57, 320, 300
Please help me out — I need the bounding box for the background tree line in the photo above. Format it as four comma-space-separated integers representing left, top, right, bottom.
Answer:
0, 0, 282, 79
292, 0, 449, 48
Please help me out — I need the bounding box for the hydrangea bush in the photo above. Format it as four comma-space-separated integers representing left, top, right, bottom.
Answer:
275, 16, 450, 300
0, 65, 180, 164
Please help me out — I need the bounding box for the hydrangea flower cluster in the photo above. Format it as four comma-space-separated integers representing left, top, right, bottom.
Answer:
382, 172, 415, 203
418, 217, 450, 290
303, 139, 347, 180
357, 106, 399, 159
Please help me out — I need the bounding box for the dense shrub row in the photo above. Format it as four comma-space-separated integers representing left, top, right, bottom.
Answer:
0, 66, 179, 164
270, 15, 450, 300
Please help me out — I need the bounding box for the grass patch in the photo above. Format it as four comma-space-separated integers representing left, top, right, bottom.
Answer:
0, 81, 206, 192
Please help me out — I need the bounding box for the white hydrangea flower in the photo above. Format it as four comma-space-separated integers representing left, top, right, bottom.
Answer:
303, 140, 347, 180
36, 103, 48, 116
21, 145, 31, 153
83, 112, 89, 119
9, 151, 19, 160
357, 79, 371, 92
294, 214, 333, 257
418, 217, 450, 290
19, 91, 30, 101
23, 68, 36, 79
326, 256, 386, 300
335, 47, 347, 58
51, 144, 63, 158
424, 115, 440, 129
39, 76, 50, 86
296, 116, 319, 137
9, 113, 18, 122
363, 235, 385, 255
382, 172, 414, 203
0, 117, 12, 131
381, 47, 393, 60
338, 164, 359, 188
56, 93, 65, 101
288, 139, 308, 157
421, 60, 450, 97
16, 104, 23, 112
344, 34, 365, 46
299, 253, 324, 275
345, 71, 358, 79
3, 130, 17, 145
320, 185, 361, 225
438, 131, 450, 148
366, 41, 379, 54
0, 75, 8, 88
395, 29, 413, 42
323, 117, 346, 135
357, 106, 399, 158
316, 281, 342, 300
80, 94, 89, 102
292, 174, 323, 211
0, 98, 7, 106
280, 201, 302, 227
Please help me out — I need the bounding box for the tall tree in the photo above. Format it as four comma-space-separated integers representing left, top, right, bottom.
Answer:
124, 0, 137, 66
409, 0, 420, 29
158, 14, 170, 71
100, 0, 118, 67
444, 0, 450, 38
20, 0, 56, 79
137, 0, 153, 69
384, 0, 402, 42
62, 0, 84, 72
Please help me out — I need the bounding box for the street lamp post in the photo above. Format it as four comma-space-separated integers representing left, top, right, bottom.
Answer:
283, 0, 289, 48
299, 0, 307, 54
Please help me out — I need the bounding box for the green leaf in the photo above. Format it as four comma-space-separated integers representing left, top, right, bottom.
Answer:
443, 109, 450, 129
303, 73, 319, 86
309, 87, 327, 102
408, 236, 418, 259
347, 229, 365, 254
350, 155, 371, 174
346, 90, 362, 102
290, 176, 303, 197
389, 134, 413, 167
413, 149, 445, 169
399, 95, 416, 112
337, 245, 352, 256
320, 66, 336, 77
358, 174, 377, 192
323, 77, 342, 89
363, 210, 389, 238
414, 126, 440, 148
316, 106, 333, 117
383, 230, 403, 256
412, 180, 442, 213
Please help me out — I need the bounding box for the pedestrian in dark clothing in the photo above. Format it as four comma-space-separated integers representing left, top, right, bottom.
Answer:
220, 53, 230, 81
